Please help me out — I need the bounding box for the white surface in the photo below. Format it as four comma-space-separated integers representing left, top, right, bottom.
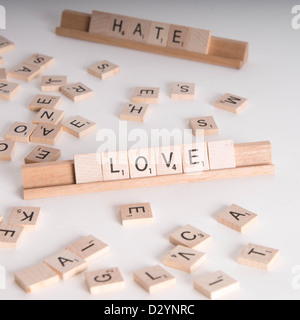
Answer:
0, 0, 299, 300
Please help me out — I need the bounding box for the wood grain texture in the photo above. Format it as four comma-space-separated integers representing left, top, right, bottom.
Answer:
55, 10, 248, 69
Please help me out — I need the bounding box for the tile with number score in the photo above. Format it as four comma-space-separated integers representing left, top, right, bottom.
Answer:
24, 145, 61, 164
85, 267, 125, 295
8, 63, 42, 82
0, 224, 25, 249
8, 207, 41, 231
120, 203, 154, 227
190, 116, 219, 136
62, 115, 97, 138
120, 102, 150, 122
194, 271, 240, 300
0, 81, 21, 101
134, 265, 176, 294
41, 75, 67, 92
217, 204, 258, 233
169, 224, 212, 250
23, 53, 55, 70
171, 82, 195, 100
61, 82, 94, 102
215, 93, 248, 114
88, 60, 120, 80
30, 124, 63, 145
29, 94, 62, 111
132, 87, 160, 104
32, 109, 65, 125
5, 122, 37, 143
0, 140, 16, 161
237, 243, 280, 271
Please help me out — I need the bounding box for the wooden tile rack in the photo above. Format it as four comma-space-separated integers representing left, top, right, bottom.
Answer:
55, 10, 249, 69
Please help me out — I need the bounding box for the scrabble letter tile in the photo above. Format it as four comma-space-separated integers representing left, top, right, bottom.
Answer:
74, 153, 103, 184
24, 145, 61, 164
182, 142, 209, 173
62, 115, 97, 138
41, 75, 67, 92
0, 36, 15, 54
0, 81, 20, 101
167, 25, 190, 50
66, 235, 110, 263
147, 22, 170, 47
215, 93, 248, 114
108, 14, 131, 39
61, 82, 94, 102
44, 250, 88, 280
171, 82, 195, 100
8, 63, 41, 82
88, 60, 120, 80
134, 265, 176, 294
101, 151, 130, 181
132, 87, 160, 104
14, 263, 60, 293
155, 145, 183, 176
120, 102, 150, 122
29, 94, 62, 111
207, 140, 236, 170
128, 148, 157, 179
237, 243, 280, 271
190, 116, 219, 136
163, 245, 206, 273
194, 271, 240, 300
186, 28, 211, 55
32, 109, 65, 125
30, 124, 63, 145
23, 53, 55, 70
89, 10, 111, 35
217, 204, 258, 233
5, 122, 37, 143
0, 225, 25, 249
128, 18, 150, 42
0, 140, 16, 161
120, 203, 154, 227
85, 267, 125, 295
8, 207, 41, 231
169, 225, 212, 250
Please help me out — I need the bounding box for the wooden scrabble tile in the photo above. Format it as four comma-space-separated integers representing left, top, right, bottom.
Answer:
44, 250, 88, 280
147, 21, 170, 47
61, 82, 94, 102
207, 140, 236, 170
0, 224, 25, 249
0, 68, 7, 81
128, 18, 150, 42
237, 243, 280, 271
14, 263, 60, 293
8, 207, 41, 231
120, 102, 150, 122
108, 14, 131, 39
102, 151, 130, 181
23, 53, 55, 71
41, 75, 67, 92
62, 115, 97, 138
30, 124, 63, 145
215, 93, 248, 114
74, 153, 103, 184
85, 267, 125, 295
66, 235, 110, 263
155, 145, 183, 176
120, 203, 154, 227
8, 63, 42, 82
163, 245, 206, 273
0, 140, 16, 161
88, 60, 120, 80
217, 204, 258, 233
89, 10, 111, 35
24, 145, 61, 164
5, 122, 37, 143
0, 36, 15, 54
0, 81, 20, 101
29, 94, 62, 111
182, 142, 210, 173
132, 87, 160, 104
171, 82, 195, 100
32, 109, 65, 125
194, 271, 240, 300
186, 27, 212, 55
190, 116, 219, 136
128, 148, 157, 179
167, 25, 190, 50
134, 265, 176, 294
169, 225, 212, 250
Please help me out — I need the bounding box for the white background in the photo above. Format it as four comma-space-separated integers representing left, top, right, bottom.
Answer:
0, 0, 299, 300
